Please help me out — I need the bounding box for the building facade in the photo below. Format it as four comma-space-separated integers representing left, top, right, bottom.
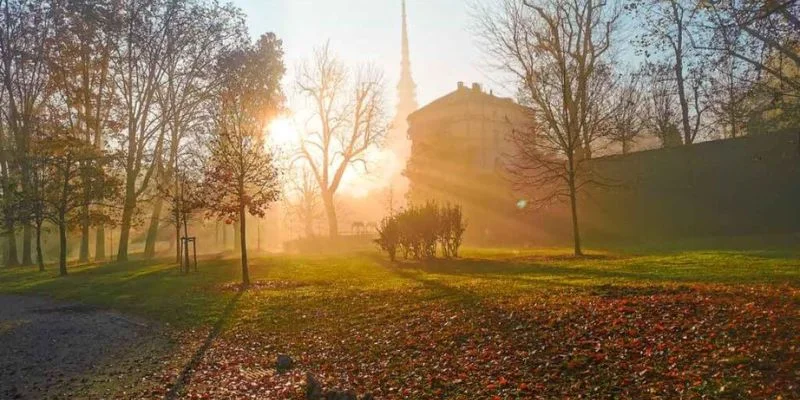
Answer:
404, 82, 538, 244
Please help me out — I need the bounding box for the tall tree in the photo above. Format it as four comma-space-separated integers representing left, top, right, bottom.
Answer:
701, 0, 799, 133
30, 127, 116, 276
705, 54, 754, 139
49, 0, 119, 262
143, 0, 246, 259
204, 33, 284, 286
633, 0, 709, 145
296, 44, 388, 237
608, 72, 644, 154
701, 0, 799, 95
111, 0, 171, 261
284, 162, 323, 239
0, 99, 22, 266
476, 0, 621, 256
642, 65, 683, 148
0, 0, 56, 265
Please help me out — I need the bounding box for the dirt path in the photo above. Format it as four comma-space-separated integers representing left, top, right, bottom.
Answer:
0, 295, 171, 399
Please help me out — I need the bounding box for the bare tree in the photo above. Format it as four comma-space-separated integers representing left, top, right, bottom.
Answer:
705, 54, 755, 139
48, 0, 119, 262
701, 0, 799, 95
142, 0, 246, 259
111, 0, 174, 262
642, 68, 683, 148
204, 33, 284, 286
155, 157, 204, 268
0, 96, 22, 266
698, 1, 799, 134
0, 0, 56, 266
283, 162, 323, 239
476, 0, 621, 256
296, 43, 388, 237
633, 0, 709, 145
608, 72, 644, 154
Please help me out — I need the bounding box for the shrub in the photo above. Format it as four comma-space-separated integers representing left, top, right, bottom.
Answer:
375, 201, 467, 261
440, 204, 466, 258
374, 215, 400, 261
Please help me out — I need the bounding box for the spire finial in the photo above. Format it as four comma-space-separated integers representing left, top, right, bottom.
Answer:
397, 0, 417, 118
401, 0, 409, 62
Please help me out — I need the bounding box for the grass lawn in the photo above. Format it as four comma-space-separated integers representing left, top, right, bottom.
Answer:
1, 248, 798, 398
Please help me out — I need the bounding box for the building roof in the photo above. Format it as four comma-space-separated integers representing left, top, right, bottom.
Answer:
407, 82, 525, 122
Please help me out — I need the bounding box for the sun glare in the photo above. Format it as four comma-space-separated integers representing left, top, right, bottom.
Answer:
268, 117, 299, 148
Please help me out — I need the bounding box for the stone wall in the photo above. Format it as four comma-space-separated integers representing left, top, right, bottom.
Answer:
576, 130, 800, 243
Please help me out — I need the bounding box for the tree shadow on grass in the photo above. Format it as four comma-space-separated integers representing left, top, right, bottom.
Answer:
381, 256, 638, 284
166, 288, 244, 399
386, 262, 484, 305
371, 252, 800, 286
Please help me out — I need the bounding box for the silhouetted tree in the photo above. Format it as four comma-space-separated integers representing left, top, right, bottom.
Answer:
297, 43, 389, 238
30, 128, 116, 276
0, 0, 56, 266
700, 0, 799, 96
112, 0, 173, 262
284, 163, 323, 239
609, 73, 644, 154
632, 0, 709, 145
204, 33, 284, 286
705, 54, 755, 139
49, 0, 119, 263
476, 0, 622, 256
0, 114, 23, 267
143, 0, 246, 259
642, 65, 683, 148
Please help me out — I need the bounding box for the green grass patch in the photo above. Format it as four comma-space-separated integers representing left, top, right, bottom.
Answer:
1, 247, 797, 328
1, 247, 798, 398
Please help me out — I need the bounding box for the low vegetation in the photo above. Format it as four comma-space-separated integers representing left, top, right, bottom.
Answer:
375, 201, 466, 261
1, 248, 797, 398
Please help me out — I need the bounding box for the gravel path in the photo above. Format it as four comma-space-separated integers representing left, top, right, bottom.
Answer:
0, 295, 171, 399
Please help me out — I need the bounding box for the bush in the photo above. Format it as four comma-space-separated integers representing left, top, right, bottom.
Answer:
375, 201, 466, 261
374, 216, 400, 261
440, 204, 466, 258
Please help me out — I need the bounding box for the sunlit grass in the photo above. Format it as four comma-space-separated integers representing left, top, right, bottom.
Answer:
1, 247, 797, 331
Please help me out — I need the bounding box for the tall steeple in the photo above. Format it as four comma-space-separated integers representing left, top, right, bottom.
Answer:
395, 0, 417, 128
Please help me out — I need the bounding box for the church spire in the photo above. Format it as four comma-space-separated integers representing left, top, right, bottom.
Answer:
396, 0, 417, 120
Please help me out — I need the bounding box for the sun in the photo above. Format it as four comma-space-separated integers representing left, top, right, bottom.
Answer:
267, 117, 299, 148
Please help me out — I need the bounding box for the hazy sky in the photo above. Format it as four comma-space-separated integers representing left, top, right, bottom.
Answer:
232, 0, 504, 110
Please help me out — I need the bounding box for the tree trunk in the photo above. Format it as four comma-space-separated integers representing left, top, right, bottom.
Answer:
175, 215, 182, 264
567, 168, 583, 257
322, 192, 338, 237
182, 213, 190, 274
304, 217, 314, 238
117, 179, 136, 262
95, 224, 105, 261
223, 222, 229, 249
144, 196, 163, 259
117, 204, 133, 262
22, 224, 32, 266
58, 219, 68, 276
239, 205, 249, 286
234, 221, 241, 252
215, 220, 219, 246
672, 14, 692, 146
5, 228, 19, 267
35, 223, 44, 272
79, 205, 90, 263
78, 181, 90, 262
